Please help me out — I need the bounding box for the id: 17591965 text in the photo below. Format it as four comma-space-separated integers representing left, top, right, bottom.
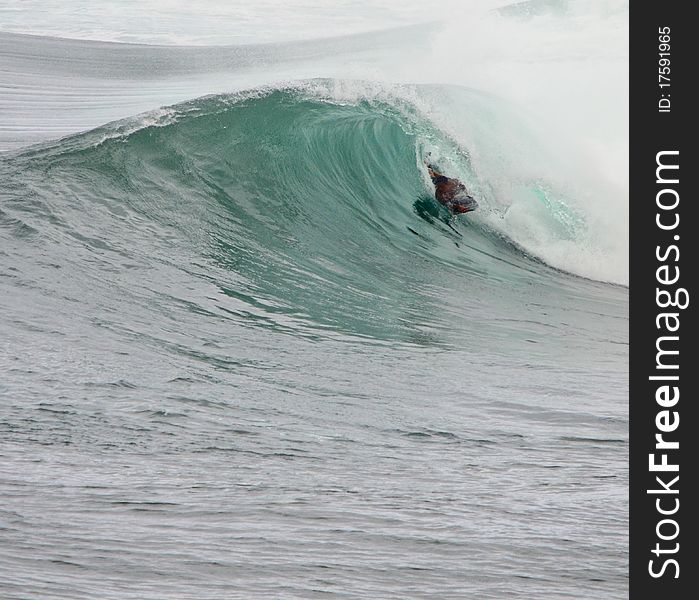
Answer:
658, 26, 671, 112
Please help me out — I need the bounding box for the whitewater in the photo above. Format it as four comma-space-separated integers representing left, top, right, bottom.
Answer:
1, 1, 628, 598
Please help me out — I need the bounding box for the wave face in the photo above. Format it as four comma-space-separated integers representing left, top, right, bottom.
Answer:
2, 86, 624, 344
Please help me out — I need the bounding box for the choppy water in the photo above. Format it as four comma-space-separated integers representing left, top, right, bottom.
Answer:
1, 2, 628, 598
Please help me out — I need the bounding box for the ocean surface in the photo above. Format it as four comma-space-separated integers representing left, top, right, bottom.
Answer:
1, 1, 628, 598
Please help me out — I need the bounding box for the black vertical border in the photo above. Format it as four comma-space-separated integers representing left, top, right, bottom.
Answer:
630, 2, 696, 598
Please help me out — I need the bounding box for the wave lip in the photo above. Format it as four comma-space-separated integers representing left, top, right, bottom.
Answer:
0, 25, 434, 151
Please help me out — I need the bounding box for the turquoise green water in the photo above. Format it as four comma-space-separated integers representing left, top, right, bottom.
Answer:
0, 87, 628, 598
6, 91, 560, 341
